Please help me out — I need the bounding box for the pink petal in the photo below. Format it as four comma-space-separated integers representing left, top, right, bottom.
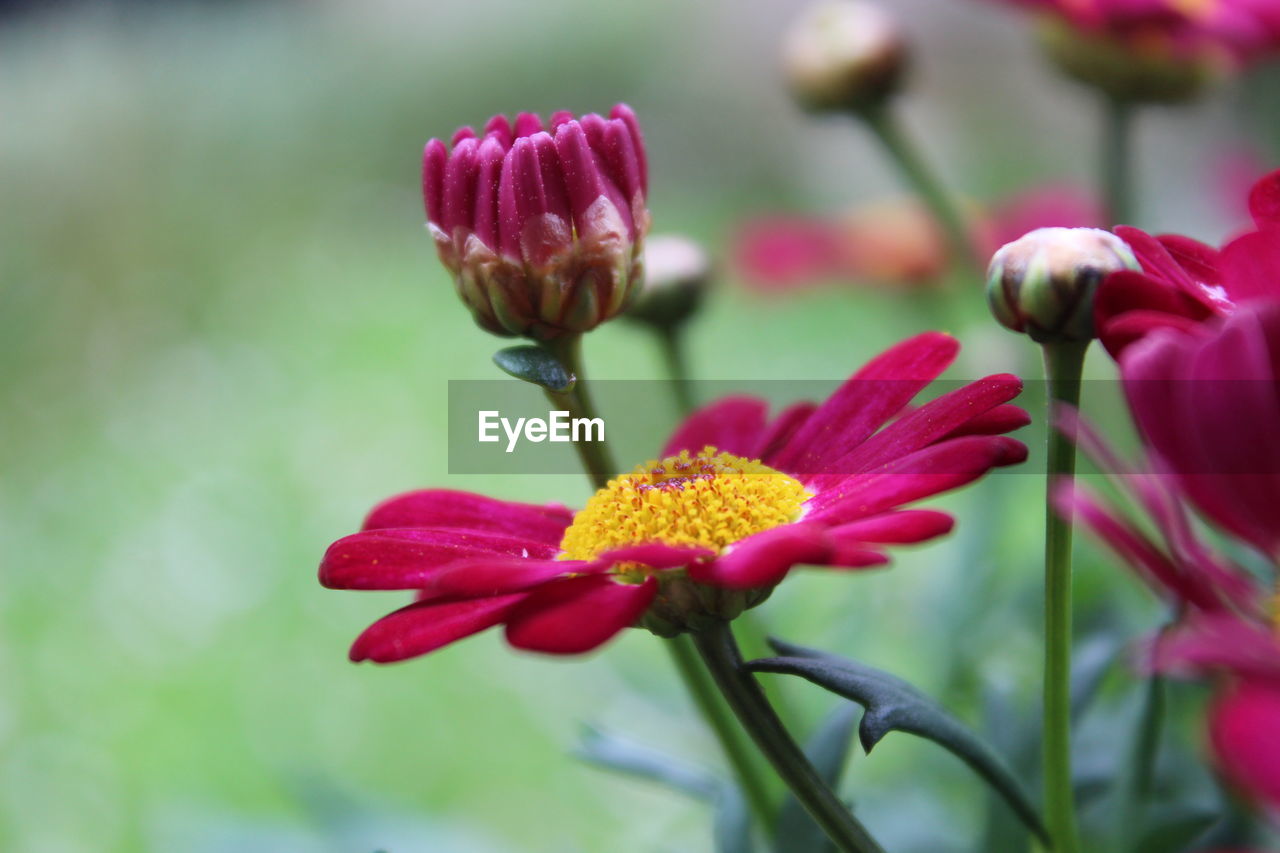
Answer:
482, 114, 513, 149
1157, 234, 1222, 288
771, 332, 960, 476
758, 402, 818, 463
362, 489, 572, 544
1153, 613, 1280, 681
829, 510, 955, 544
422, 556, 601, 602
609, 104, 647, 195
450, 126, 476, 146
942, 404, 1031, 438
826, 373, 1024, 475
1210, 680, 1280, 813
320, 528, 558, 590
806, 436, 1027, 524
472, 136, 505, 252
661, 396, 770, 458
1248, 169, 1280, 226
689, 524, 831, 589
422, 139, 447, 225
349, 594, 525, 663
1219, 226, 1280, 303
441, 137, 480, 236
595, 542, 715, 569
513, 111, 543, 138
505, 575, 656, 654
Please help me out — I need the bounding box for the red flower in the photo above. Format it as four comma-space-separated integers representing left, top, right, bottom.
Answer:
732, 185, 1100, 291
1122, 302, 1280, 558
320, 333, 1028, 662
998, 0, 1280, 65
1095, 169, 1280, 358
423, 105, 649, 339
1056, 410, 1280, 814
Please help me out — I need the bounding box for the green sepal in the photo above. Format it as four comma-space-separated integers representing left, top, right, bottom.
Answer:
747, 638, 1049, 845
492, 344, 575, 392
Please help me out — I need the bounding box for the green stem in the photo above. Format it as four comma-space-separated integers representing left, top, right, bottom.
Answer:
1116, 619, 1173, 851
1042, 340, 1089, 853
692, 621, 886, 853
862, 104, 979, 273
666, 635, 779, 831
543, 334, 616, 491
655, 325, 696, 417
1102, 97, 1136, 226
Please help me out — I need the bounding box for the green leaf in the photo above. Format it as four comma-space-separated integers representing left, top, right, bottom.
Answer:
775, 703, 859, 853
1135, 804, 1219, 853
492, 344, 575, 392
574, 724, 719, 802
747, 638, 1048, 845
714, 783, 757, 853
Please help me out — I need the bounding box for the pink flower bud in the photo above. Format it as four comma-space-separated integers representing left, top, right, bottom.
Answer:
423, 105, 651, 339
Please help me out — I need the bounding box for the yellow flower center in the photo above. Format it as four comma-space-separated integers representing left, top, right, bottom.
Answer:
558, 447, 812, 565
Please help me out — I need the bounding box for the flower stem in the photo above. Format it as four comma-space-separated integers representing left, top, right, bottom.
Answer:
1102, 96, 1135, 226
655, 325, 697, 417
1041, 339, 1089, 853
692, 621, 886, 853
666, 634, 779, 831
544, 334, 616, 491
861, 104, 979, 273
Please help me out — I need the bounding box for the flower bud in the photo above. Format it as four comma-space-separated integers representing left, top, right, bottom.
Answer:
782, 0, 908, 115
624, 234, 712, 329
987, 227, 1139, 344
422, 105, 651, 340
1037, 18, 1217, 104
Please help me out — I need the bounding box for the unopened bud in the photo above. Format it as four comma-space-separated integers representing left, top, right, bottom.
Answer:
987, 227, 1138, 344
625, 235, 712, 329
782, 0, 908, 115
423, 105, 650, 340
1037, 19, 1216, 104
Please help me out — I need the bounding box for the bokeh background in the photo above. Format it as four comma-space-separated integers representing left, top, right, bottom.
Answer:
3, 0, 1278, 851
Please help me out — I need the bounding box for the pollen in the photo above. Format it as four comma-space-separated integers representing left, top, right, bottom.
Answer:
558, 447, 812, 563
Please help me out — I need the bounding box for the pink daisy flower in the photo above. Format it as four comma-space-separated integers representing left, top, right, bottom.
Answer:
320, 332, 1028, 662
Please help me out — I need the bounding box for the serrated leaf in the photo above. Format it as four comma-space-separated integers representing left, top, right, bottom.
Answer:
574, 724, 719, 802
748, 638, 1048, 845
492, 344, 575, 392
775, 703, 859, 853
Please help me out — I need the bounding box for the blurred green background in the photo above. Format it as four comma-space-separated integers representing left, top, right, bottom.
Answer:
2, 1, 1277, 851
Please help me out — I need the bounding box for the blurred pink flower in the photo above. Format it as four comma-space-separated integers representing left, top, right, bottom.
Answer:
732, 185, 1100, 291
999, 0, 1280, 65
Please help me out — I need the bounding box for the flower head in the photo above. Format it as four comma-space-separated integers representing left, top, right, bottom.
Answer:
1096, 168, 1280, 358
996, 0, 1280, 99
623, 234, 712, 329
1057, 405, 1280, 813
423, 105, 650, 339
320, 333, 1028, 661
782, 0, 909, 115
987, 227, 1139, 343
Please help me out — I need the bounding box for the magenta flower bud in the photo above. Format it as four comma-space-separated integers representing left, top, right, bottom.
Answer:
423, 105, 651, 339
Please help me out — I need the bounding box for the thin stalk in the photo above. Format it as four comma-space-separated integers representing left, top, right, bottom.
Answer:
655, 325, 696, 417
1116, 618, 1174, 851
692, 621, 886, 853
1102, 97, 1136, 226
861, 105, 979, 273
666, 635, 779, 831
1042, 339, 1090, 853
544, 334, 616, 491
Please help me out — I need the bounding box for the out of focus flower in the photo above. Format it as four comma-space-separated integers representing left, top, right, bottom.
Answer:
423, 105, 650, 339
623, 234, 712, 329
1057, 401, 1280, 813
1096, 168, 1280, 358
782, 0, 908, 115
733, 186, 1101, 292
987, 227, 1139, 343
1121, 302, 1280, 558
996, 0, 1280, 101
320, 333, 1027, 661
